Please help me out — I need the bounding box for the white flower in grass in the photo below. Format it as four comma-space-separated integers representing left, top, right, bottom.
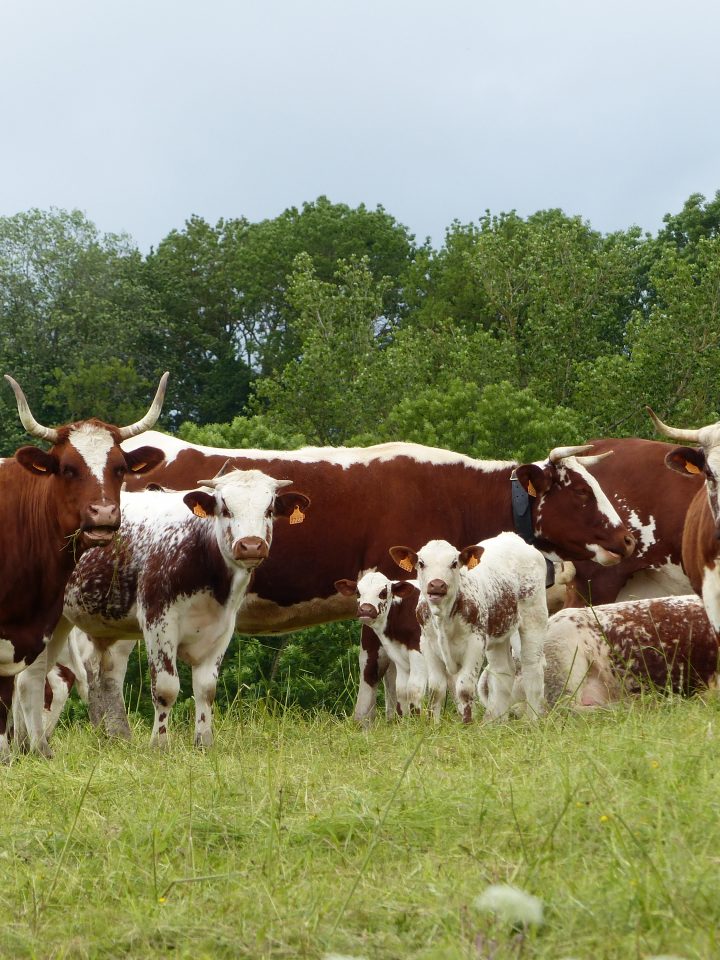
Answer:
323, 954, 368, 960
474, 883, 544, 927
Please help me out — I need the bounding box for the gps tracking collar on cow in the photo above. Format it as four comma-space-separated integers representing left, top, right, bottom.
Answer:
510, 470, 555, 588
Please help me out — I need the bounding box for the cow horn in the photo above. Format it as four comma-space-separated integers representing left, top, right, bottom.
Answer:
117, 372, 170, 440
4, 375, 60, 443
645, 406, 701, 443
548, 444, 596, 463
574, 450, 614, 466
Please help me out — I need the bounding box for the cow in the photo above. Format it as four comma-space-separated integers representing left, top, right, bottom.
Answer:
20, 467, 311, 748
529, 596, 720, 707
645, 409, 720, 631
0, 373, 168, 758
334, 573, 424, 716
389, 533, 548, 723
89, 434, 634, 726
565, 437, 704, 608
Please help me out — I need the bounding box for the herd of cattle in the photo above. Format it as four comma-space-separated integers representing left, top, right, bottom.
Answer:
2, 371, 720, 759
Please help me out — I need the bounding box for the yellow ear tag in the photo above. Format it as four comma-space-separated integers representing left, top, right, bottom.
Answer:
398, 557, 414, 572
131, 461, 147, 473
527, 481, 537, 497
685, 461, 702, 475
289, 505, 305, 525
466, 555, 480, 570
193, 503, 209, 518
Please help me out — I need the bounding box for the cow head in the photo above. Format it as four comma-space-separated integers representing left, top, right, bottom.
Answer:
648, 407, 720, 533
514, 444, 635, 566
6, 373, 168, 550
183, 465, 311, 570
335, 571, 415, 626
390, 539, 482, 613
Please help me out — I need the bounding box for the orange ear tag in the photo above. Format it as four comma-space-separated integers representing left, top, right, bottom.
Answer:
685, 461, 702, 475
466, 555, 480, 570
193, 503, 209, 518
131, 461, 148, 472
527, 481, 537, 497
289, 505, 305, 525
34, 463, 48, 472
398, 557, 414, 572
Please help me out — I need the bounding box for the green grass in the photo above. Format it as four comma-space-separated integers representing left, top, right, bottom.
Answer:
2, 695, 720, 959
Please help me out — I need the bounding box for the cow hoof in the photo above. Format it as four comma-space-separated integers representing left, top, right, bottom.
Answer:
105, 723, 133, 741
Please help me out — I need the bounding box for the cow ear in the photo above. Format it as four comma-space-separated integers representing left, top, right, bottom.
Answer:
15, 446, 58, 476
183, 490, 217, 519
515, 463, 552, 497
334, 578, 358, 596
274, 492, 311, 523
392, 580, 416, 599
123, 446, 166, 475
389, 546, 418, 572
459, 545, 484, 569
665, 446, 706, 477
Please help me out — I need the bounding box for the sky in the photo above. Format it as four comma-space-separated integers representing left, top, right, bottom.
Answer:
1, 0, 719, 251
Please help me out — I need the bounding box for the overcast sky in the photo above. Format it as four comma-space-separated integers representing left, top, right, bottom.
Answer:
1, 0, 719, 251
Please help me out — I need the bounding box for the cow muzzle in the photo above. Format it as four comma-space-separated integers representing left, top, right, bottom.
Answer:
81, 502, 121, 547
426, 579, 448, 604
358, 603, 379, 624
232, 536, 270, 567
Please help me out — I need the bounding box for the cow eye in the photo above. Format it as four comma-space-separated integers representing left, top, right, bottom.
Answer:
221, 506, 231, 519
451, 560, 458, 569
62, 464, 77, 479
417, 559, 425, 569
115, 465, 127, 479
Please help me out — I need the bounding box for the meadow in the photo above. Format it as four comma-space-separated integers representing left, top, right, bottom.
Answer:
2, 694, 719, 960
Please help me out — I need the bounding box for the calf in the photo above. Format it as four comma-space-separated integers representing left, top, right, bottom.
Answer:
17, 467, 310, 748
541, 596, 720, 706
647, 409, 720, 631
335, 572, 425, 716
391, 532, 548, 722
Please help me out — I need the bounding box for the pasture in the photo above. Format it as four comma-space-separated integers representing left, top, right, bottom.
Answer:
2, 694, 719, 959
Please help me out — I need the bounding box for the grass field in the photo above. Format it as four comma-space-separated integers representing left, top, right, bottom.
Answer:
2, 695, 719, 960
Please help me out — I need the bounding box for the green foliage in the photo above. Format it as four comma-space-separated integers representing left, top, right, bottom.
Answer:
178, 414, 305, 450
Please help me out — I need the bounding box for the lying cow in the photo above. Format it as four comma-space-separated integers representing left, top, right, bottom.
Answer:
542, 595, 720, 706
390, 533, 548, 722
16, 467, 310, 748
334, 572, 425, 716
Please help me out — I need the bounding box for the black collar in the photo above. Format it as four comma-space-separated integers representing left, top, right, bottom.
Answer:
510, 471, 555, 588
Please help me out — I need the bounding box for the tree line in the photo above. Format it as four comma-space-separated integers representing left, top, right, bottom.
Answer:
2, 191, 720, 461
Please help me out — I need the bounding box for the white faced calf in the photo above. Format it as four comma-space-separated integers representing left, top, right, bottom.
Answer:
335, 572, 426, 716
56, 467, 310, 747
390, 532, 548, 722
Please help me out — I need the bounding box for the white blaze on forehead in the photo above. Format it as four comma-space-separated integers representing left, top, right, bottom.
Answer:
563, 458, 624, 528
68, 424, 116, 483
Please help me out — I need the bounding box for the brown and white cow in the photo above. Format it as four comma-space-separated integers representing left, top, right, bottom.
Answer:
565, 436, 704, 608
110, 433, 633, 726
391, 534, 548, 723
32, 468, 310, 747
0, 374, 168, 758
541, 596, 719, 706
646, 409, 720, 631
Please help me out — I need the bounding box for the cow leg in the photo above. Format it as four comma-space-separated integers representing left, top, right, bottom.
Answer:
517, 603, 547, 719
191, 634, 233, 748
380, 651, 399, 719
0, 676, 14, 762
393, 664, 410, 717
406, 649, 427, 714
147, 632, 180, 749
483, 639, 516, 721
355, 626, 381, 725
88, 639, 134, 739
422, 639, 448, 723
43, 667, 75, 740
455, 632, 486, 723
15, 624, 72, 757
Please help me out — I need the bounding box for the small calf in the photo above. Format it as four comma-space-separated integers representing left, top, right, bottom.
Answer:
335, 572, 426, 716
542, 595, 720, 707
390, 532, 548, 722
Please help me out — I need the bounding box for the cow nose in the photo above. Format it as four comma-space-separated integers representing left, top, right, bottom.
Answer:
624, 533, 636, 555
232, 536, 269, 564
86, 502, 120, 528
358, 603, 378, 620
427, 579, 448, 597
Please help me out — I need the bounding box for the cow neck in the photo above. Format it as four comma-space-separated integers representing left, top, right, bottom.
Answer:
509, 470, 555, 588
